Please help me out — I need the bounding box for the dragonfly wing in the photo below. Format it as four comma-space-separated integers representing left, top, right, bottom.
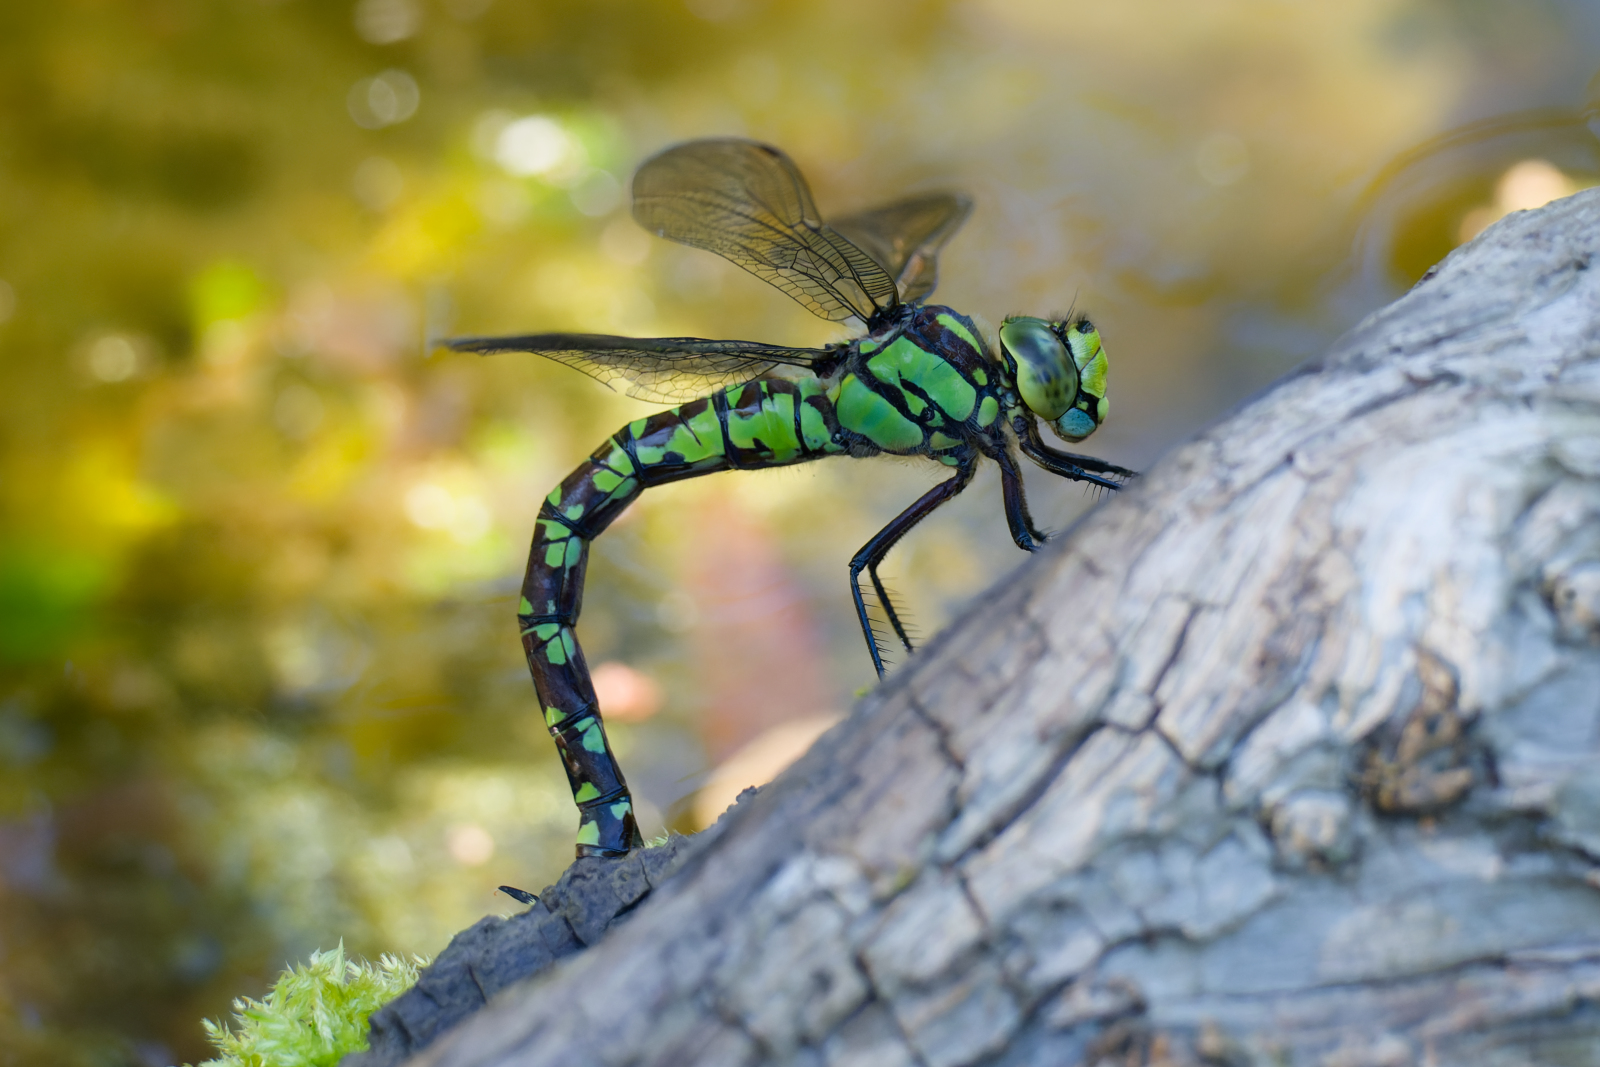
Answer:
441, 332, 832, 405
632, 139, 900, 324
831, 192, 973, 305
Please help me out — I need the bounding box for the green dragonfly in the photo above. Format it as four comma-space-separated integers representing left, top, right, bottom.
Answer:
444, 139, 1134, 857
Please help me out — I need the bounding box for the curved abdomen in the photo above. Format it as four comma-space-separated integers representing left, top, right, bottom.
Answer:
519, 377, 843, 855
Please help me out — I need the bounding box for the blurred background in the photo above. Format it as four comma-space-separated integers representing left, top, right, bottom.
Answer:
2, 0, 1599, 1062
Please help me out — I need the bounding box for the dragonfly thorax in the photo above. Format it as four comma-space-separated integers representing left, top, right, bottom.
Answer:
830, 304, 1002, 459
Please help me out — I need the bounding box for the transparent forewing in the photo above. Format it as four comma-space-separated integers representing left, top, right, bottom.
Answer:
632, 139, 900, 323
442, 332, 830, 405
831, 192, 973, 305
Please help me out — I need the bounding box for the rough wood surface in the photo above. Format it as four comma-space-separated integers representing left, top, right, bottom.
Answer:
345, 836, 700, 1067
405, 190, 1600, 1067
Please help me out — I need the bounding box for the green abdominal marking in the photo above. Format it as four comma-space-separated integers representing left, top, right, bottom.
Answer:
518, 377, 844, 856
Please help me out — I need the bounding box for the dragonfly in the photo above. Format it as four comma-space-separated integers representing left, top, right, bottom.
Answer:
443, 138, 1134, 858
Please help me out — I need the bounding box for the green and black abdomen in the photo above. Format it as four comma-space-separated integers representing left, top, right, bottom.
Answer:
519, 376, 846, 855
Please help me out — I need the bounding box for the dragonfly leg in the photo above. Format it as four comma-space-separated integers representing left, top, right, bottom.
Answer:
1014, 415, 1135, 485
849, 453, 978, 678
978, 437, 1050, 551
868, 567, 914, 655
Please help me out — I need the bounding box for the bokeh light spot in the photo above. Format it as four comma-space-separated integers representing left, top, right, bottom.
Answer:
1497, 158, 1576, 212
494, 116, 581, 179
404, 481, 493, 543
349, 70, 420, 129
469, 109, 514, 159
354, 0, 420, 44
88, 335, 142, 382
404, 483, 454, 529
445, 823, 495, 866
1458, 158, 1582, 244
591, 662, 663, 723
264, 614, 370, 696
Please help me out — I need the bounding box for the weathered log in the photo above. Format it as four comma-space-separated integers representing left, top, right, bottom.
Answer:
345, 835, 701, 1067
400, 189, 1600, 1067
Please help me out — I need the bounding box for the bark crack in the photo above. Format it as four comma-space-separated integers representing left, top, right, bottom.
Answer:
941, 720, 1106, 867
906, 688, 966, 774
1146, 600, 1200, 717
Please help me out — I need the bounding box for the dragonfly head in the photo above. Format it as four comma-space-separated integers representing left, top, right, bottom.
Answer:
998, 315, 1109, 442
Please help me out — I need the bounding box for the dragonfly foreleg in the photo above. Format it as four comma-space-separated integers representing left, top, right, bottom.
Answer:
979, 437, 1049, 551
1014, 415, 1135, 485
849, 452, 978, 678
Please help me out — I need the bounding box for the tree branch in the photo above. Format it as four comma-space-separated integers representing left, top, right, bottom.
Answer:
371, 188, 1600, 1067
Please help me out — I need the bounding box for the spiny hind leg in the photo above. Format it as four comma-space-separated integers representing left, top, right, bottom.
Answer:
868, 568, 914, 655
849, 453, 978, 678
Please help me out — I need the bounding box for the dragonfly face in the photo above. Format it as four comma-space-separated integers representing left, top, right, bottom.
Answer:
998, 315, 1110, 443
441, 138, 1137, 857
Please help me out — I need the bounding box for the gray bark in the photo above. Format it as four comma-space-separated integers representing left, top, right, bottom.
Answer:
347, 836, 702, 1067
407, 189, 1600, 1067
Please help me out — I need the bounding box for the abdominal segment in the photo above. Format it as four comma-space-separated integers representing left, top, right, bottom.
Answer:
519, 376, 844, 855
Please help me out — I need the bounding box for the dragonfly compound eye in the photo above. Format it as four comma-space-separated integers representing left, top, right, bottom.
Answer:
999, 316, 1079, 421
1050, 318, 1110, 442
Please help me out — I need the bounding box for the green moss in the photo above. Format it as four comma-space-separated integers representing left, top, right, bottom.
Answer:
191, 943, 424, 1067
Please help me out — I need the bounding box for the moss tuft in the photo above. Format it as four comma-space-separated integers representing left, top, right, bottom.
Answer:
190, 943, 424, 1067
